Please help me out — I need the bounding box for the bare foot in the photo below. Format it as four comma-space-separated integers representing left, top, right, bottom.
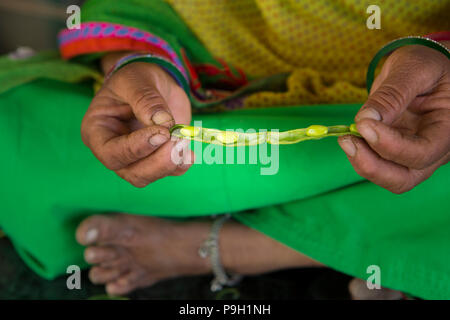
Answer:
76, 214, 320, 296
348, 278, 405, 300
76, 214, 211, 296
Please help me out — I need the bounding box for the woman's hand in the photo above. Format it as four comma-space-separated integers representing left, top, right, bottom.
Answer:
339, 42, 450, 193
81, 53, 194, 187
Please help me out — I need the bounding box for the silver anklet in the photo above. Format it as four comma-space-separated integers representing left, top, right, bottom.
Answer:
198, 214, 243, 292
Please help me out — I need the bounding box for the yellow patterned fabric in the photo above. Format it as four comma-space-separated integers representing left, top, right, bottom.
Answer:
166, 0, 450, 107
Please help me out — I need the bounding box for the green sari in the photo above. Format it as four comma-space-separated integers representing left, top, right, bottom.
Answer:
0, 0, 449, 299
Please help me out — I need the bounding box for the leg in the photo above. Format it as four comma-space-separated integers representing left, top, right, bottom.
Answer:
75, 214, 320, 296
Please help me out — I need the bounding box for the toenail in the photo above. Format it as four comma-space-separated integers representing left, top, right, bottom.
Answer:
85, 250, 96, 262
106, 284, 120, 295
85, 228, 98, 244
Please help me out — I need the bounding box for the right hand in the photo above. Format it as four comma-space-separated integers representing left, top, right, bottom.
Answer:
81, 58, 194, 187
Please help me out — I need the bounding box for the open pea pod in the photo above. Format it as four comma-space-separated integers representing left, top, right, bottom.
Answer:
170, 124, 361, 146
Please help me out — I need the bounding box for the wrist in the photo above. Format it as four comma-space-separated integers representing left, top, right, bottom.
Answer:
104, 52, 190, 96
440, 40, 450, 49
101, 51, 135, 75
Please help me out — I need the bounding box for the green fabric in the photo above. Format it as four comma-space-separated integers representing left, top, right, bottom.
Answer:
234, 173, 450, 300
0, 79, 449, 299
0, 0, 252, 104
0, 51, 101, 96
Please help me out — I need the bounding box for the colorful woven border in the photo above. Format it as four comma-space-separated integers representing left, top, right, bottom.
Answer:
58, 22, 188, 81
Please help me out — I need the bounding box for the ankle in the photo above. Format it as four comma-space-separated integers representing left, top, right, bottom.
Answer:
176, 220, 213, 274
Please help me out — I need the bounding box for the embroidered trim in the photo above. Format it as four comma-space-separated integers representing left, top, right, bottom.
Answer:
58, 22, 188, 80
58, 22, 254, 108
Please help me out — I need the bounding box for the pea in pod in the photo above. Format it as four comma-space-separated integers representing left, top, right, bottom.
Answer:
170, 124, 361, 146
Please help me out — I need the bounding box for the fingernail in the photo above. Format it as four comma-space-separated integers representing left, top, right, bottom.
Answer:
355, 108, 381, 122
340, 138, 356, 157
358, 123, 378, 144
149, 133, 168, 146
85, 228, 98, 244
176, 138, 190, 150
152, 110, 173, 126
183, 149, 195, 166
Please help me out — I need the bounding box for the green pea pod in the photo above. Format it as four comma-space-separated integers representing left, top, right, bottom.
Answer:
170, 124, 361, 146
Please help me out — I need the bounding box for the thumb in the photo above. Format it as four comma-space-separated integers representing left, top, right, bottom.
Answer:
128, 83, 175, 128
110, 63, 176, 128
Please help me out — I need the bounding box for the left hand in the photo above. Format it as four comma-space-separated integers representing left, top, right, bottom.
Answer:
338, 42, 450, 194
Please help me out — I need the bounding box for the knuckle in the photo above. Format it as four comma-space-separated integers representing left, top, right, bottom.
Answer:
401, 138, 435, 170
164, 151, 180, 172
121, 136, 142, 163
164, 160, 178, 173
371, 84, 407, 116
125, 172, 150, 188
133, 87, 165, 115
357, 160, 378, 180
129, 177, 148, 188
100, 145, 126, 170
409, 153, 431, 170
101, 155, 122, 171
129, 178, 148, 188
99, 147, 129, 171
389, 180, 414, 194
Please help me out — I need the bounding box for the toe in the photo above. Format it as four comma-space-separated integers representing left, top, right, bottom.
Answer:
84, 246, 118, 264
76, 215, 121, 245
106, 271, 154, 296
89, 266, 125, 285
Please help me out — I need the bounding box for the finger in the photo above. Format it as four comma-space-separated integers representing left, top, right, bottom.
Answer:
338, 136, 415, 193
87, 120, 170, 170
110, 67, 175, 128
171, 148, 196, 176
101, 125, 171, 170
81, 103, 135, 147
356, 110, 450, 169
356, 49, 441, 125
116, 139, 193, 187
